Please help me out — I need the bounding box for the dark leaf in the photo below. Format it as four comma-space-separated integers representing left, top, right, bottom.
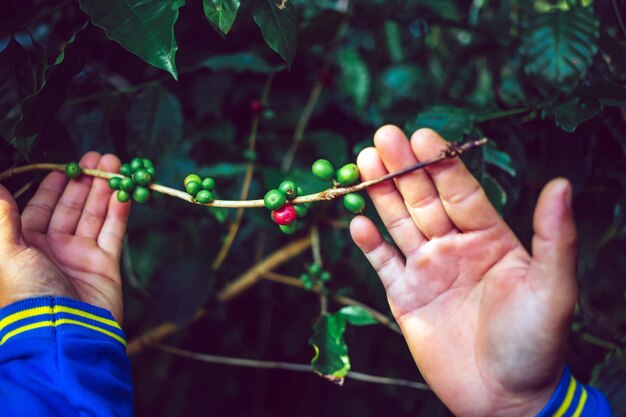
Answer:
338, 306, 378, 326
80, 0, 185, 79
196, 52, 285, 73
309, 313, 350, 382
591, 350, 626, 417
553, 98, 602, 133
521, 7, 599, 94
203, 0, 241, 35
575, 80, 626, 108
481, 173, 507, 214
484, 141, 517, 177
404, 106, 474, 142
251, 0, 298, 68
336, 47, 370, 110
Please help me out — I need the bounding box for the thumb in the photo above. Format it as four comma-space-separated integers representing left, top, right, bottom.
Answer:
528, 178, 578, 309
0, 184, 23, 245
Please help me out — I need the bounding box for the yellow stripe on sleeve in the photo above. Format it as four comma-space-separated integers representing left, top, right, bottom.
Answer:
571, 387, 588, 417
0, 307, 53, 332
0, 319, 126, 346
0, 321, 55, 345
54, 306, 121, 330
553, 376, 577, 417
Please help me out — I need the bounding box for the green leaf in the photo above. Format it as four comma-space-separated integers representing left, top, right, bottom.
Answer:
80, 0, 185, 79
126, 87, 183, 154
484, 142, 517, 176
309, 313, 350, 382
404, 106, 474, 142
197, 163, 250, 178
553, 98, 602, 132
203, 0, 240, 35
196, 52, 286, 73
251, 0, 298, 68
521, 7, 599, 94
338, 306, 378, 326
575, 81, 626, 108
0, 37, 39, 147
481, 173, 507, 214
337, 47, 371, 110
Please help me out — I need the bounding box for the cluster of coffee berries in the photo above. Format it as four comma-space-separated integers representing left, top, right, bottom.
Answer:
264, 180, 310, 235
108, 158, 155, 203
64, 162, 82, 179
299, 262, 332, 290
311, 159, 366, 214
184, 174, 216, 204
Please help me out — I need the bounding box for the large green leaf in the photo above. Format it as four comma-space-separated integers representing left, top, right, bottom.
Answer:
203, 0, 241, 35
251, 0, 298, 68
126, 87, 183, 155
338, 306, 378, 326
0, 37, 39, 147
196, 52, 286, 73
337, 47, 370, 110
309, 313, 350, 383
80, 0, 185, 79
521, 7, 599, 94
404, 106, 474, 142
553, 98, 602, 132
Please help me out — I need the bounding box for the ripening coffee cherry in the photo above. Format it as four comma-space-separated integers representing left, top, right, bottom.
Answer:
264, 189, 286, 210
116, 190, 131, 203
279, 180, 297, 200
312, 159, 335, 181
120, 163, 132, 177
195, 190, 213, 204
294, 204, 308, 218
146, 166, 156, 177
184, 174, 202, 188
279, 222, 297, 235
133, 168, 152, 186
201, 177, 215, 191
250, 99, 263, 115
272, 204, 296, 225
185, 181, 201, 197
120, 177, 135, 192
133, 186, 150, 203
336, 163, 360, 186
343, 193, 366, 213
108, 177, 122, 190
64, 162, 82, 179
130, 157, 144, 172
142, 158, 154, 169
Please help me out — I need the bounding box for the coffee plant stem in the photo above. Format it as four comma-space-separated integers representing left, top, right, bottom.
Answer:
154, 343, 430, 390
310, 226, 328, 315
0, 138, 487, 208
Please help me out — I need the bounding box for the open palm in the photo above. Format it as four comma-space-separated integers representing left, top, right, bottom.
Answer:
350, 127, 577, 417
0, 152, 130, 324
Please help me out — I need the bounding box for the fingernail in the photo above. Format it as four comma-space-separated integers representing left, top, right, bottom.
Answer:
563, 182, 572, 209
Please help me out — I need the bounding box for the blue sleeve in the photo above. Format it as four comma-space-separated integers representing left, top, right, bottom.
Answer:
536, 366, 612, 417
0, 297, 133, 417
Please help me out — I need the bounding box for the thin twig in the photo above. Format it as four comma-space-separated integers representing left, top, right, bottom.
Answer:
11, 179, 37, 199
613, 0, 626, 41
1, 138, 488, 208
153, 343, 430, 391
262, 271, 401, 334
310, 226, 328, 315
212, 74, 275, 271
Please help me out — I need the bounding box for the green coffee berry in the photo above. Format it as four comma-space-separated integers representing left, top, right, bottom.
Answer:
201, 177, 215, 191
264, 189, 286, 210
133, 169, 152, 186
185, 181, 201, 197
297, 186, 304, 197
336, 163, 360, 186
279, 180, 297, 200
303, 280, 314, 290
195, 190, 213, 204
146, 166, 156, 177
308, 263, 322, 276
279, 222, 297, 235
184, 174, 202, 188
312, 159, 335, 181
120, 177, 135, 192
243, 149, 257, 162
120, 164, 132, 177
294, 204, 308, 218
65, 162, 82, 179
343, 193, 366, 213
133, 186, 150, 203
130, 157, 144, 172
299, 273, 310, 283
108, 177, 122, 190
142, 158, 153, 168
116, 190, 131, 203
320, 271, 332, 282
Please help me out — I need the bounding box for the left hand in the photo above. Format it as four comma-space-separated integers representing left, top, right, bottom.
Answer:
0, 152, 131, 323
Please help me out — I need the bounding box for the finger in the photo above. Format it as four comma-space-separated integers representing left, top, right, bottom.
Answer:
0, 185, 22, 245
374, 125, 457, 238
21, 171, 68, 234
410, 129, 502, 232
358, 147, 426, 256
97, 190, 131, 258
528, 179, 577, 310
350, 215, 405, 290
48, 152, 102, 235
75, 154, 121, 240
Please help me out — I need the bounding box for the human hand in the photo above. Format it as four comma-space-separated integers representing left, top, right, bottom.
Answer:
350, 127, 577, 417
0, 152, 131, 324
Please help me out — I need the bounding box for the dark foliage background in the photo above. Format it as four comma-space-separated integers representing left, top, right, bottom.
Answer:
1, 0, 626, 416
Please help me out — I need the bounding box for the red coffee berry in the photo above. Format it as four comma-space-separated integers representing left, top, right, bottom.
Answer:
250, 100, 263, 115
272, 204, 296, 225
